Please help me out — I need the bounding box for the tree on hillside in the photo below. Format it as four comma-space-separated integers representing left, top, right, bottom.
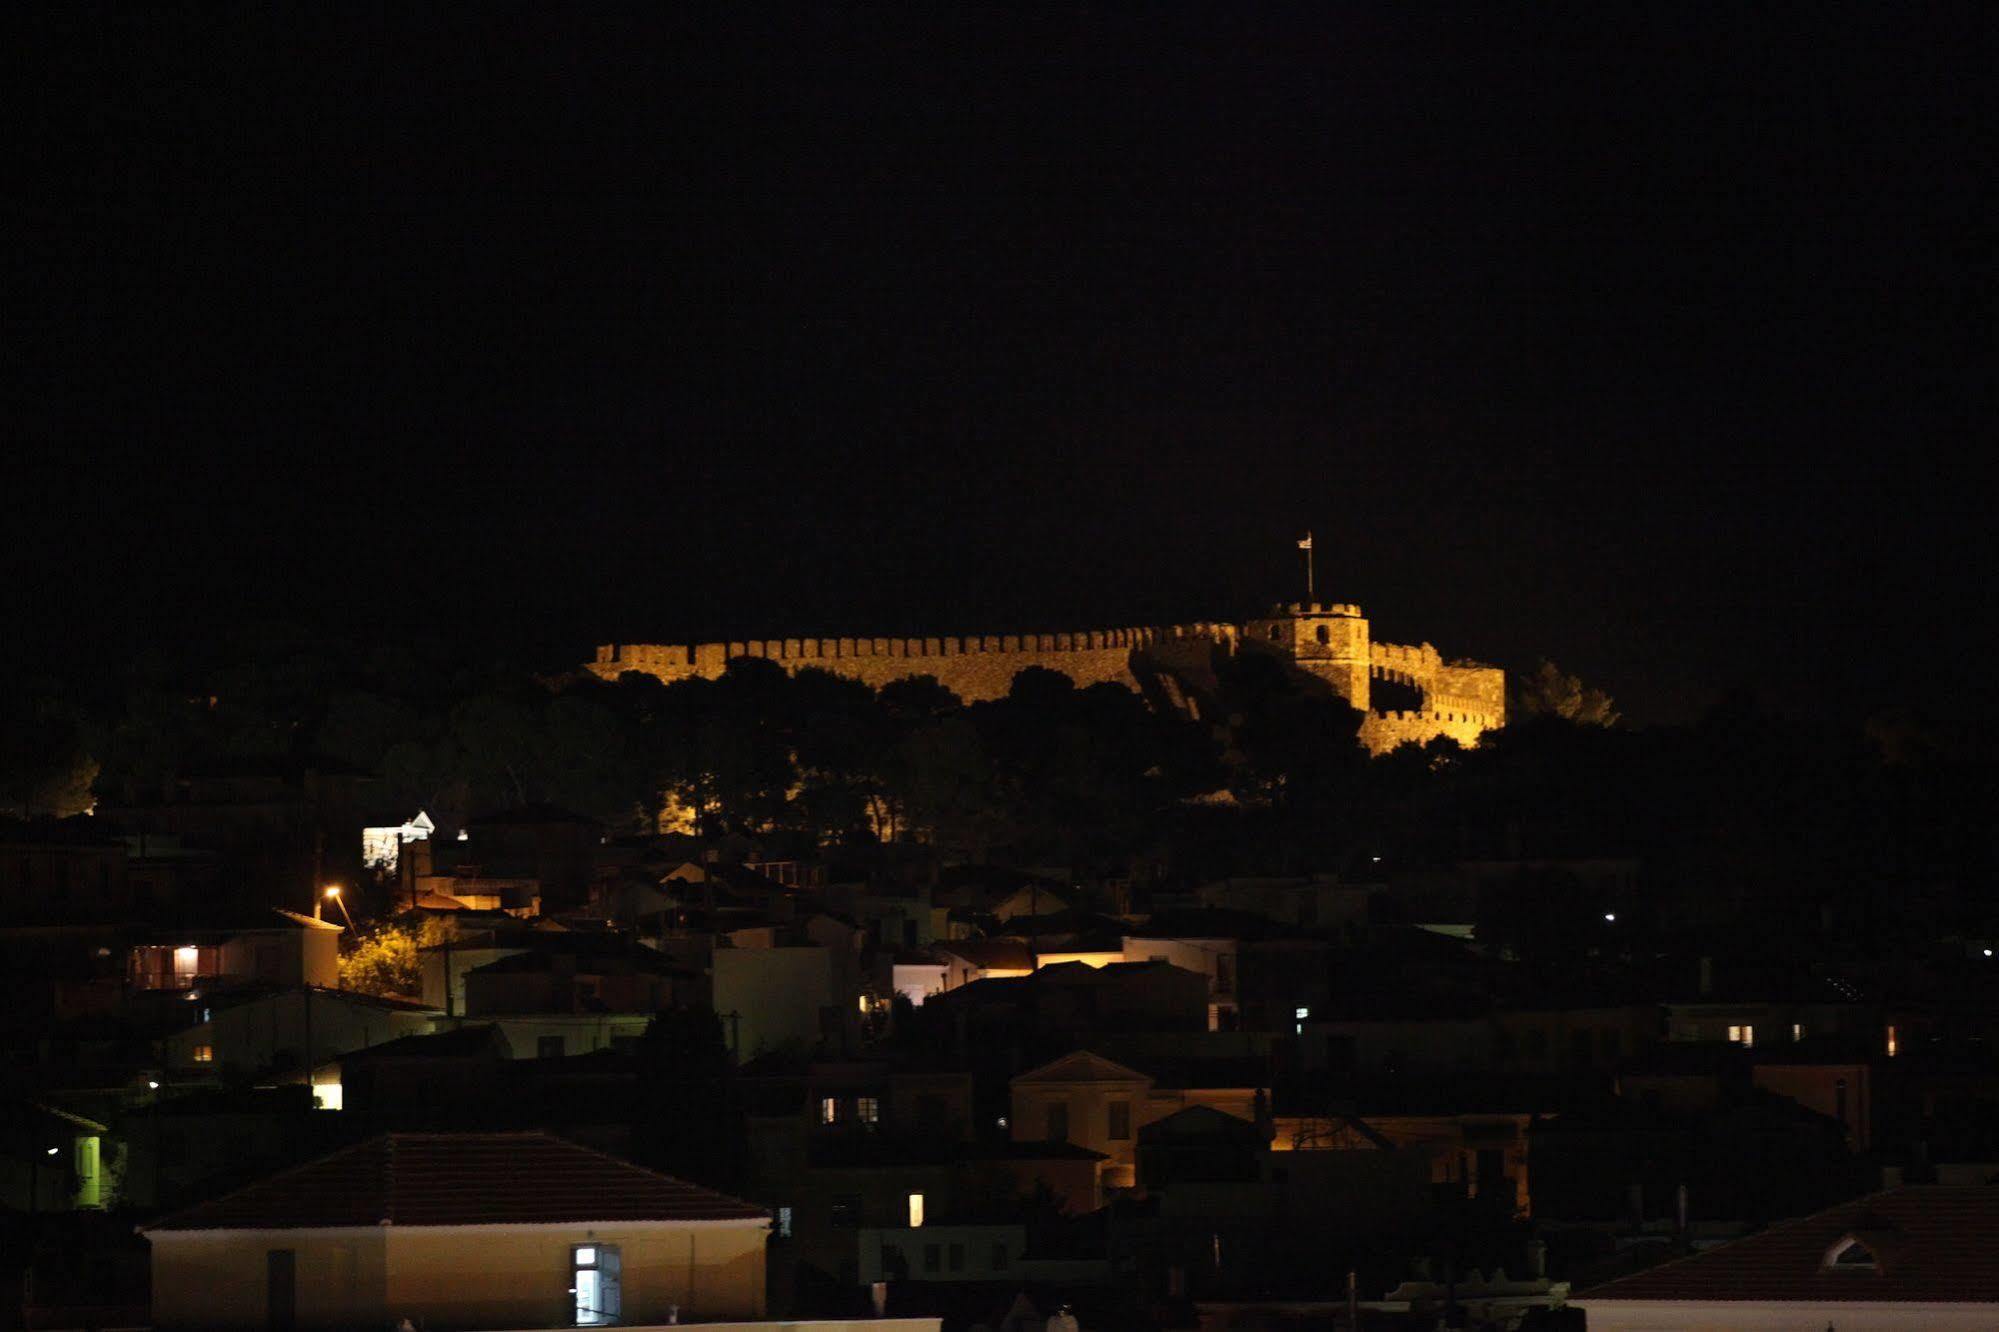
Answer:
1511, 659, 1620, 727
339, 916, 449, 999
633, 1007, 744, 1191
0, 694, 99, 818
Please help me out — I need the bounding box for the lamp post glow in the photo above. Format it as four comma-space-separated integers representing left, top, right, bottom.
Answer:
322, 885, 356, 930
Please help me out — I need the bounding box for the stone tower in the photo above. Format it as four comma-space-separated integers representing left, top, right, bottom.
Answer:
1243, 602, 1372, 712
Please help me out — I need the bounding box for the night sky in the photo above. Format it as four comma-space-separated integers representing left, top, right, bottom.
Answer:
10, 6, 1989, 724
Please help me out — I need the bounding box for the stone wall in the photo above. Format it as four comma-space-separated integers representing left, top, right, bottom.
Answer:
1359, 708, 1497, 754
589, 609, 1504, 755
590, 624, 1241, 704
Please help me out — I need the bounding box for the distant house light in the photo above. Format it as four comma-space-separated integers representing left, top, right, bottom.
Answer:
908, 1193, 925, 1228
1792, 1023, 1805, 1041
46, 1146, 60, 1156
1603, 913, 1617, 923
192, 1044, 214, 1064
1294, 1006, 1310, 1036
1886, 1024, 1898, 1057
1728, 1025, 1754, 1049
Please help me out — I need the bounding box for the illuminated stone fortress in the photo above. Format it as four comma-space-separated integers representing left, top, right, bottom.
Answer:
590, 601, 1504, 755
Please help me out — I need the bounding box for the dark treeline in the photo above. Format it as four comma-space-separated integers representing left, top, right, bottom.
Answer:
3, 625, 1993, 966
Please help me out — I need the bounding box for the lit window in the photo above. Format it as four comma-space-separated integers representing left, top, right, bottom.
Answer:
1727, 1025, 1754, 1049
907, 1192, 925, 1228
173, 946, 199, 986
819, 1096, 840, 1125
571, 1243, 620, 1325
192, 1044, 214, 1064
858, 1096, 880, 1126
1793, 1023, 1805, 1041
314, 1084, 342, 1112
1295, 1005, 1310, 1036
1886, 1024, 1898, 1057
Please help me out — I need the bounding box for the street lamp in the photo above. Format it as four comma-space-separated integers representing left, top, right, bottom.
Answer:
322, 885, 356, 930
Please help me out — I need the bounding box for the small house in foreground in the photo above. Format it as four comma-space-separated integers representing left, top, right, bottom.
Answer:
1572, 1185, 1999, 1331
143, 1130, 770, 1330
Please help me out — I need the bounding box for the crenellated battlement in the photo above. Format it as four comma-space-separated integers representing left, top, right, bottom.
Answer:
590, 605, 1501, 755
590, 622, 1243, 703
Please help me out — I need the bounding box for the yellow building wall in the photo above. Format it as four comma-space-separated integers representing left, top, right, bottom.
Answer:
150, 1230, 388, 1331
150, 1221, 766, 1330
382, 1222, 767, 1327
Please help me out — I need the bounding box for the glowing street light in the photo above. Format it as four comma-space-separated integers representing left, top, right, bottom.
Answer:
1604, 913, 1617, 923
321, 884, 357, 930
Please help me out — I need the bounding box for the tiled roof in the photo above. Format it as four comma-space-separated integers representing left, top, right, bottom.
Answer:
145, 1131, 767, 1231
1578, 1186, 1999, 1305
338, 1025, 507, 1060
934, 939, 1035, 971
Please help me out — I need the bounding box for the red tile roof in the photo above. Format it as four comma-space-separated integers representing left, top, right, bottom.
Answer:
1578, 1186, 1999, 1305
145, 1132, 768, 1231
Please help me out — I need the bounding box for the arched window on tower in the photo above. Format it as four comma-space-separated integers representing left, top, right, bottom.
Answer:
1315, 625, 1331, 646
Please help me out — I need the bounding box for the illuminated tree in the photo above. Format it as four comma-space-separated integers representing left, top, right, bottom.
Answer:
1511, 659, 1620, 727
338, 917, 448, 999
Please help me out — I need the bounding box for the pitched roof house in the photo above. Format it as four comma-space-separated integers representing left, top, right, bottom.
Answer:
143, 1131, 769, 1330
1572, 1185, 1999, 1331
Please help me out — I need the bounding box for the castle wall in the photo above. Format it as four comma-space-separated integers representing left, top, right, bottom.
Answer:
589, 613, 1501, 756
1359, 709, 1495, 753
589, 624, 1240, 705
1433, 660, 1507, 724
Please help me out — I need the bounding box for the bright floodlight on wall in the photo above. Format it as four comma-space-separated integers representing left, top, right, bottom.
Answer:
1604, 913, 1617, 923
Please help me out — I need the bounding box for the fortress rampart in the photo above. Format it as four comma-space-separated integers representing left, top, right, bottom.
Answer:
591, 602, 1503, 755
591, 623, 1242, 704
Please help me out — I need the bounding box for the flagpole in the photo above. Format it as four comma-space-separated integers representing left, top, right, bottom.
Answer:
1302, 531, 1315, 602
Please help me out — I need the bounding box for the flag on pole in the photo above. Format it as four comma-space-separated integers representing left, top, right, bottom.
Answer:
1297, 534, 1313, 550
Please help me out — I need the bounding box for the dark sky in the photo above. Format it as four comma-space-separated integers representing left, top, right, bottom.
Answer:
9, 6, 1990, 724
